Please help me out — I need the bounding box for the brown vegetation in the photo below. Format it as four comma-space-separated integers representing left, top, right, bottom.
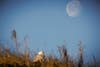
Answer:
0, 30, 99, 67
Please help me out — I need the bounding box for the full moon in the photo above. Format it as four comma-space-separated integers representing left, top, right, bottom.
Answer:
66, 0, 81, 17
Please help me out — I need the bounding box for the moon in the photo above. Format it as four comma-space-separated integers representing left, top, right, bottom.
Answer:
66, 0, 81, 17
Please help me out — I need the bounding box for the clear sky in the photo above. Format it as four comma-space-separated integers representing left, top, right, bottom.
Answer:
0, 0, 100, 62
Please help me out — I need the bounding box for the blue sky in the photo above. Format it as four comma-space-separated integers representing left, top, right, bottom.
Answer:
0, 0, 100, 62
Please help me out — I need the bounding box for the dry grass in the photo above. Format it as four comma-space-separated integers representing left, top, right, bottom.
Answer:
0, 45, 100, 67
0, 30, 99, 67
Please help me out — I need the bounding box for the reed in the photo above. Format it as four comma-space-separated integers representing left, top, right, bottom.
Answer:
0, 30, 99, 67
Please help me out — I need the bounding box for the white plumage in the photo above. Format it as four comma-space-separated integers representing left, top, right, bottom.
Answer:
33, 51, 45, 62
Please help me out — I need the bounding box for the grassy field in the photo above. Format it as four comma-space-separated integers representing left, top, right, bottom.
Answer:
0, 30, 99, 67
0, 45, 100, 67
